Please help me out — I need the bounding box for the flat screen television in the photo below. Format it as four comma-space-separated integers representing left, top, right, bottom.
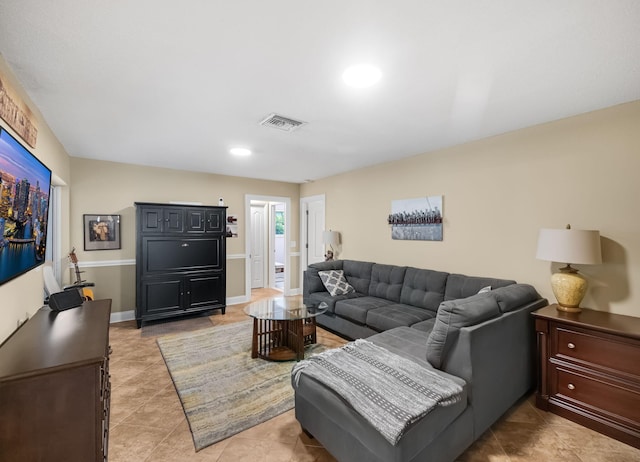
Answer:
0, 127, 52, 286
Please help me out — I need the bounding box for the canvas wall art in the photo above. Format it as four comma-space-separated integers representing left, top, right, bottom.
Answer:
388, 195, 443, 241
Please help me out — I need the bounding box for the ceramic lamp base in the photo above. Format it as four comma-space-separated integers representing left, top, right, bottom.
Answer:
551, 268, 587, 313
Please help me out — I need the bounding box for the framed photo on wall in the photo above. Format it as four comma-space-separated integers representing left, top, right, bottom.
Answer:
84, 214, 121, 250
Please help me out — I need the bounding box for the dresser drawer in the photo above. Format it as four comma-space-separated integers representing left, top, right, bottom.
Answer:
535, 305, 640, 449
554, 325, 640, 379
554, 367, 640, 426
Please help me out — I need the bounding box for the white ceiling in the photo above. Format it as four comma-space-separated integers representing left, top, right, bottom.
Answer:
1, 1, 639, 184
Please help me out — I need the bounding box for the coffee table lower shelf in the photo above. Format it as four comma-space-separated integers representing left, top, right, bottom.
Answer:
250, 317, 317, 361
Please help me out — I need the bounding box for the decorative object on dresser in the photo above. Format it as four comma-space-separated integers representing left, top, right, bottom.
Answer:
533, 305, 640, 449
0, 299, 112, 461
135, 202, 227, 328
536, 224, 602, 313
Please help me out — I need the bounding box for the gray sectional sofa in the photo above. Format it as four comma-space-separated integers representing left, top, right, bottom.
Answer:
294, 259, 547, 462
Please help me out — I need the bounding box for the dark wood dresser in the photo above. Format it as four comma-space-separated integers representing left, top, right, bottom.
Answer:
533, 304, 640, 449
0, 299, 112, 461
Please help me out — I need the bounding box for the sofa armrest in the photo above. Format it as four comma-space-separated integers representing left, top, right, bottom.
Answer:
441, 297, 547, 437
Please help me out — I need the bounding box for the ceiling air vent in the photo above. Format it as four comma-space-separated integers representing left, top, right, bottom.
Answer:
259, 113, 306, 132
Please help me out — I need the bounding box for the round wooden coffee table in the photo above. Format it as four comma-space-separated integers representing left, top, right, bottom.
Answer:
244, 298, 327, 361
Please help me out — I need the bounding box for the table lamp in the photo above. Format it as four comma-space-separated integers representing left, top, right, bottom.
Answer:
323, 230, 340, 261
536, 224, 602, 313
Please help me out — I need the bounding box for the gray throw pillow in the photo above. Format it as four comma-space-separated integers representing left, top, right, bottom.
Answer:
426, 292, 501, 368
318, 270, 355, 297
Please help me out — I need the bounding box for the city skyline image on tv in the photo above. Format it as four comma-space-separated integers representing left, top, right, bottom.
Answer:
0, 127, 52, 286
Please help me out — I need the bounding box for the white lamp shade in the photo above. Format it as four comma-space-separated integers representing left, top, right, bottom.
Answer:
323, 230, 340, 247
536, 228, 602, 265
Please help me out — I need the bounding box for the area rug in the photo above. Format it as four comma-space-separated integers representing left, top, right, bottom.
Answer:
156, 320, 325, 451
141, 315, 213, 337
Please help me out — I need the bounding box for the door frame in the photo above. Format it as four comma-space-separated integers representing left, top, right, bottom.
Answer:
299, 194, 325, 284
245, 194, 292, 297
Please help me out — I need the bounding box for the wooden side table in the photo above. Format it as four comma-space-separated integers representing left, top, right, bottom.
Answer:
533, 304, 640, 449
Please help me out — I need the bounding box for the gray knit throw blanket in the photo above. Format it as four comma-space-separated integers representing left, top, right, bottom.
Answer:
292, 339, 464, 446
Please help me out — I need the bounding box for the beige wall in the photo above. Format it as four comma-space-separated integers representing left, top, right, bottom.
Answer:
301, 101, 640, 318
69, 158, 301, 312
0, 55, 72, 343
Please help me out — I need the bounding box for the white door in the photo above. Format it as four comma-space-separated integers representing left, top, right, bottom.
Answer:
250, 204, 267, 288
307, 199, 325, 266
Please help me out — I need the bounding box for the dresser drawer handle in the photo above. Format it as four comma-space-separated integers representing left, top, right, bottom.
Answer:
567, 383, 576, 391
567, 342, 575, 349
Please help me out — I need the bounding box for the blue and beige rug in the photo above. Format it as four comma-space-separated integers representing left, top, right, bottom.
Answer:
156, 320, 324, 451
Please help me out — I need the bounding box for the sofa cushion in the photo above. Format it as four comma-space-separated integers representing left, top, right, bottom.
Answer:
491, 283, 541, 313
343, 260, 374, 294
307, 291, 364, 314
309, 260, 344, 272
410, 318, 437, 334
368, 264, 407, 302
400, 267, 449, 311
444, 274, 516, 301
365, 304, 436, 332
318, 270, 355, 296
426, 292, 501, 368
335, 296, 395, 325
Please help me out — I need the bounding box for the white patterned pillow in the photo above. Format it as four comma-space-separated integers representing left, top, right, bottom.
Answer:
318, 270, 355, 296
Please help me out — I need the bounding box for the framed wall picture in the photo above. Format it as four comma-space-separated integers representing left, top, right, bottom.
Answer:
388, 195, 443, 241
83, 214, 121, 250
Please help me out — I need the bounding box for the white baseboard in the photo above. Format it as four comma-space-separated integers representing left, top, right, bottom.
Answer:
227, 295, 250, 305
110, 293, 289, 323
111, 310, 135, 324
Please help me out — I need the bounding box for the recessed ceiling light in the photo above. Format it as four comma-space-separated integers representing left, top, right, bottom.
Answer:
342, 64, 382, 88
230, 147, 252, 156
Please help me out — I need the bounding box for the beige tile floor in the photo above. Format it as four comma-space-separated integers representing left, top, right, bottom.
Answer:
108, 289, 640, 462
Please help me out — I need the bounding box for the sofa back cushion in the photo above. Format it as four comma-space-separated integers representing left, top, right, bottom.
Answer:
444, 274, 516, 301
426, 292, 501, 368
368, 264, 407, 303
343, 260, 374, 294
491, 283, 541, 313
400, 267, 449, 311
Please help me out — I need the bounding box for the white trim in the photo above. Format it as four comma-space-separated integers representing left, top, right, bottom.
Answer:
290, 252, 300, 257
227, 253, 246, 260
227, 295, 250, 305
110, 294, 249, 323
71, 259, 136, 269
110, 310, 135, 324
289, 288, 302, 296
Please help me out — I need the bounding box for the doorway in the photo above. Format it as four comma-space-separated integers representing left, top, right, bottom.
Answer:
245, 195, 291, 297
